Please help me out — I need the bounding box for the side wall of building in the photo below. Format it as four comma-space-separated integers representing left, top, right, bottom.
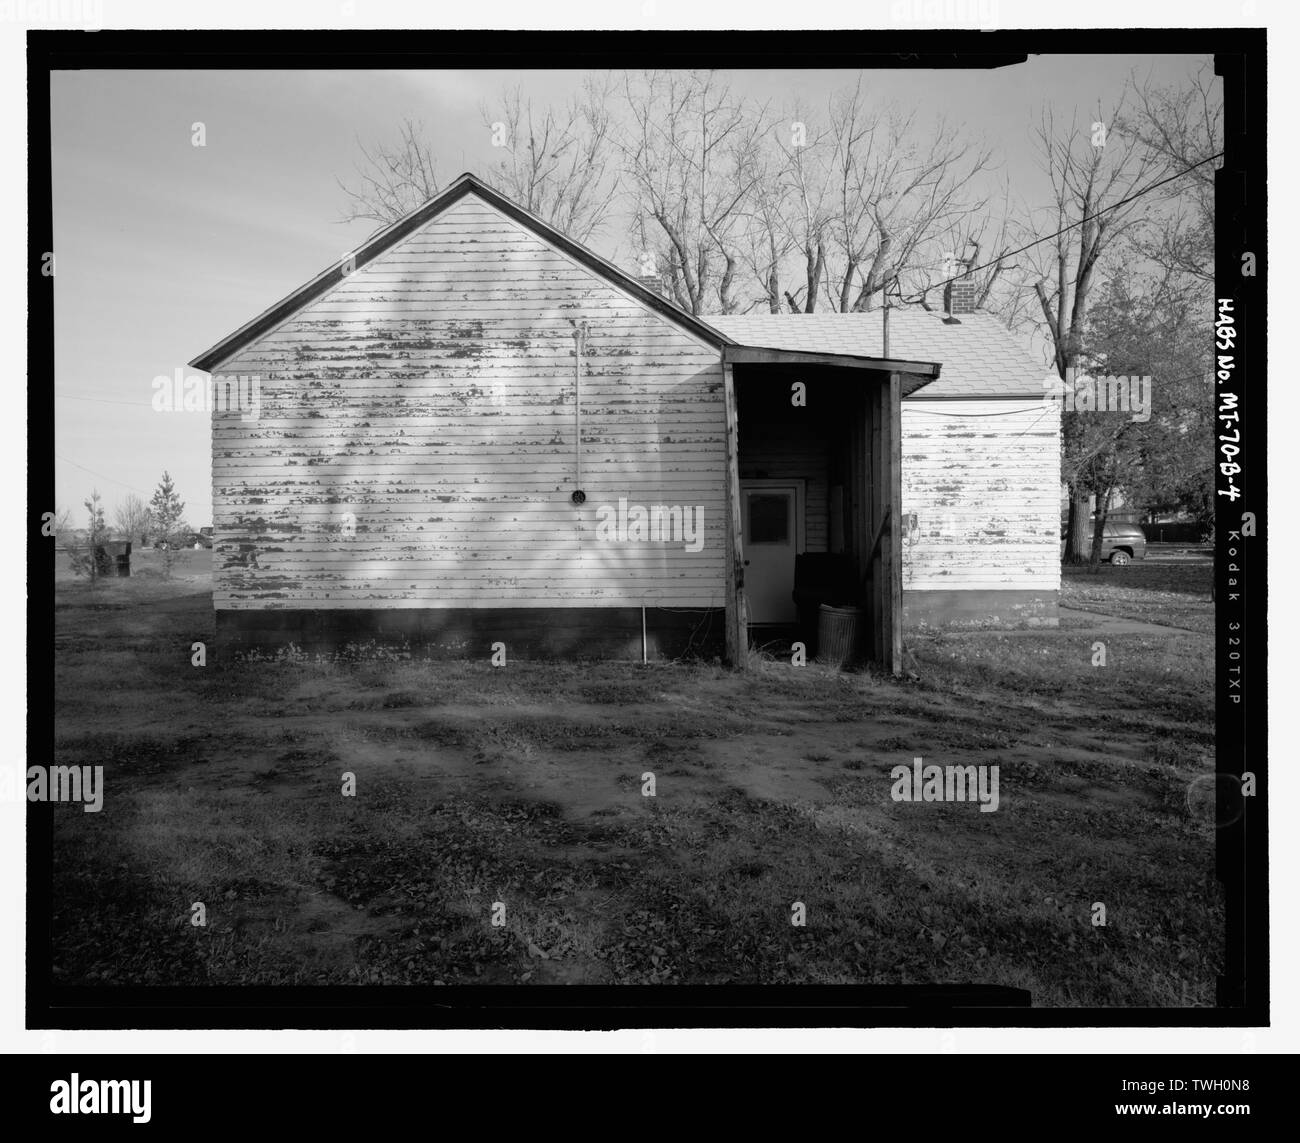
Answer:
208, 193, 728, 657
901, 398, 1061, 626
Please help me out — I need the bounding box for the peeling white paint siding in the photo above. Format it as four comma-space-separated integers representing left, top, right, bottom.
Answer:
210, 196, 727, 610
901, 400, 1061, 591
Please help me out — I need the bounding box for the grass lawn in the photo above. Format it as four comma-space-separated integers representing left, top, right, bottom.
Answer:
49, 557, 1219, 1004
1061, 558, 1214, 633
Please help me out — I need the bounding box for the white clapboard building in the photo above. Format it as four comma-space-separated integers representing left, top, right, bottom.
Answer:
192, 173, 1058, 672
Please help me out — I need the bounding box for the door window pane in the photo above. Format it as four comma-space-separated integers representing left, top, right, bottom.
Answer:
749, 494, 790, 543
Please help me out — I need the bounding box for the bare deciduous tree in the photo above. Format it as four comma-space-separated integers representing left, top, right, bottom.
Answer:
771, 103, 834, 313
691, 79, 995, 318
821, 85, 994, 313
620, 70, 770, 316
736, 139, 796, 313
114, 494, 152, 547
1022, 98, 1161, 562
1119, 62, 1221, 287
339, 82, 623, 245
478, 76, 622, 244
338, 117, 442, 226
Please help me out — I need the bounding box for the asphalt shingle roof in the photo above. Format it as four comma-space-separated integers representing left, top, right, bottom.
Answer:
706, 310, 1049, 399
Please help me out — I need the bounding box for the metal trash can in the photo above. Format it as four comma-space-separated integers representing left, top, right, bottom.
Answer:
817, 604, 866, 668
792, 553, 856, 658
94, 540, 132, 577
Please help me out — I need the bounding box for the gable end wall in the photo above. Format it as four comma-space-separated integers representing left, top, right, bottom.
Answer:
209, 194, 728, 613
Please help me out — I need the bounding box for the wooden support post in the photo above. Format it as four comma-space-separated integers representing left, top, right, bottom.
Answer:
870, 380, 885, 664
722, 362, 747, 668
886, 371, 904, 674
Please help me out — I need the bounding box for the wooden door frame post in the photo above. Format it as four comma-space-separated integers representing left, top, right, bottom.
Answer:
722, 361, 748, 668
886, 371, 904, 675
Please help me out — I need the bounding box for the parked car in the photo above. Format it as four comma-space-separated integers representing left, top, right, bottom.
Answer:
154, 532, 213, 550
1059, 520, 1148, 564
1098, 520, 1147, 564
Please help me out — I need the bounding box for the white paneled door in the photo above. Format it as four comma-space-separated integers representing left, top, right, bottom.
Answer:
740, 481, 804, 623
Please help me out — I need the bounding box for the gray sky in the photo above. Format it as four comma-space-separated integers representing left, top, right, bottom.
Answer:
52, 56, 1210, 523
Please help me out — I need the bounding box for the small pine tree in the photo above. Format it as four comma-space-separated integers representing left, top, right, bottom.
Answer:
149, 471, 187, 577
68, 489, 109, 584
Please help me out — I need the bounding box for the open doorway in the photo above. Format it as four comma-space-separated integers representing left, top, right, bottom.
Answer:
729, 358, 912, 670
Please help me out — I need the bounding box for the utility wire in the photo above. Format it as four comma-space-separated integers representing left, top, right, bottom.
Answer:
891, 151, 1225, 305
54, 453, 151, 496
56, 392, 149, 407
905, 405, 1047, 417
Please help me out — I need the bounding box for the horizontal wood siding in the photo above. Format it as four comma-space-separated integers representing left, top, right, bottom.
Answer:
900, 400, 1061, 592
210, 195, 727, 610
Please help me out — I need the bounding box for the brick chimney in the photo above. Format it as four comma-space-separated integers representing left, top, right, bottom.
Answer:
637, 271, 665, 298
944, 274, 978, 316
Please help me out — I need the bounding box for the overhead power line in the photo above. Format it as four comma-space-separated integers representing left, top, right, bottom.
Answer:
906, 405, 1047, 417
54, 453, 151, 497
56, 392, 148, 408
894, 151, 1225, 305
